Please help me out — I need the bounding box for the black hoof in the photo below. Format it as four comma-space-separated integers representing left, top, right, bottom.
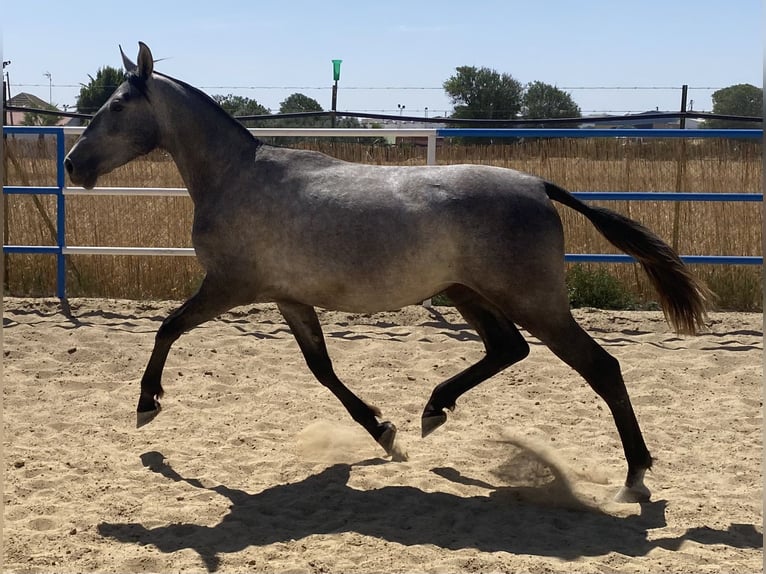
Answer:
421, 411, 448, 437
614, 468, 651, 503
377, 421, 397, 453
614, 485, 651, 503
377, 421, 408, 462
136, 400, 162, 428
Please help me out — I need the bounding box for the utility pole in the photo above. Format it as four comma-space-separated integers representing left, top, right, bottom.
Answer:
678, 84, 688, 129
672, 84, 689, 251
3, 60, 11, 126
44, 71, 52, 105
331, 59, 342, 128
3, 60, 11, 294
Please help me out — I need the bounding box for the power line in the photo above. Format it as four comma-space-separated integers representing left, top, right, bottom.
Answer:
11, 82, 731, 91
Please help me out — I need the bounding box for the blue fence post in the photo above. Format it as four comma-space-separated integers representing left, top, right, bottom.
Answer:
55, 128, 67, 299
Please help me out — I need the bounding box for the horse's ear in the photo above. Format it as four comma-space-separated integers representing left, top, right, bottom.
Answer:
136, 42, 154, 79
120, 45, 137, 73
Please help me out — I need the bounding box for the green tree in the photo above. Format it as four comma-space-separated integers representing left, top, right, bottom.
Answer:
76, 66, 126, 115
443, 66, 523, 120
21, 104, 61, 126
522, 81, 581, 120
704, 83, 762, 128
212, 94, 270, 127
275, 93, 325, 131
279, 93, 323, 114
273, 92, 364, 142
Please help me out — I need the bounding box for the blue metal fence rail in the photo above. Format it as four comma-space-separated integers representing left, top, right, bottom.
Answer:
3, 125, 763, 299
4, 126, 68, 296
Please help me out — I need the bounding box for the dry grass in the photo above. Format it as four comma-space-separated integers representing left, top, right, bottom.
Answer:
3, 135, 762, 310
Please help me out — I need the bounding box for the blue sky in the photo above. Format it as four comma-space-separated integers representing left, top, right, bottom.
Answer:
3, 0, 762, 118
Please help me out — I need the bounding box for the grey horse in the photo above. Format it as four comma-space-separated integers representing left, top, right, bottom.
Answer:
65, 43, 709, 503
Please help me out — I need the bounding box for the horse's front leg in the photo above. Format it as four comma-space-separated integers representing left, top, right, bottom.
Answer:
137, 276, 236, 427
277, 301, 408, 461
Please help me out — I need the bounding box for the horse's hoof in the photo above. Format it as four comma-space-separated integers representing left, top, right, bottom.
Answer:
136, 404, 162, 428
614, 468, 651, 503
614, 468, 652, 503
421, 411, 447, 438
378, 422, 397, 452
614, 484, 651, 503
378, 422, 408, 462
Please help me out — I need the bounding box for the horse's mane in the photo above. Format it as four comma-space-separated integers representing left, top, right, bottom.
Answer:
140, 70, 262, 145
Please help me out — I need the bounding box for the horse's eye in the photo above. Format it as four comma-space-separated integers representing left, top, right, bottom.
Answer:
109, 99, 124, 112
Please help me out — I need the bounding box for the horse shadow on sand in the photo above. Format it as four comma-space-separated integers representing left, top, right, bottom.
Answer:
98, 442, 762, 572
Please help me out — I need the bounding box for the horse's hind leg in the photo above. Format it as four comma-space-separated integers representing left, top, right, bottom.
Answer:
421, 285, 530, 436
137, 275, 237, 427
517, 308, 653, 502
277, 301, 407, 461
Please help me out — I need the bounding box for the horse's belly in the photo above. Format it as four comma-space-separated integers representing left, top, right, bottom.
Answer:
261, 257, 451, 313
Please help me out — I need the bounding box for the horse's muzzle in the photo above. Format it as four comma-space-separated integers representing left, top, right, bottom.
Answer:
63, 157, 74, 176
63, 155, 98, 189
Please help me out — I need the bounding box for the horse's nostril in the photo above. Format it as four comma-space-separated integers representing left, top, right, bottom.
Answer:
64, 157, 73, 175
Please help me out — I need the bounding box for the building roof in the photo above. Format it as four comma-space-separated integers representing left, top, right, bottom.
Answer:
8, 92, 54, 109
5, 92, 70, 125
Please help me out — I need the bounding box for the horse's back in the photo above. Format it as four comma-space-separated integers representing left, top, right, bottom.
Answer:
251, 146, 565, 260
255, 145, 553, 211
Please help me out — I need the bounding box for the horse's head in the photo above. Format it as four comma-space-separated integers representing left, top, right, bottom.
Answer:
64, 42, 160, 189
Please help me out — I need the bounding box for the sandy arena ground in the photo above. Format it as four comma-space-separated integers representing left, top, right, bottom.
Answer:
3, 297, 763, 573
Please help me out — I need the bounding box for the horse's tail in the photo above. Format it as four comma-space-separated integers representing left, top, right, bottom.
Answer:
544, 181, 711, 335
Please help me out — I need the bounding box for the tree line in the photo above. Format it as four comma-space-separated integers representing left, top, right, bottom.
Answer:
72, 64, 584, 125
21, 63, 764, 129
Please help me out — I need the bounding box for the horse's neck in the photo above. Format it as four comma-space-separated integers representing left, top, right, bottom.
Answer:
154, 77, 258, 202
